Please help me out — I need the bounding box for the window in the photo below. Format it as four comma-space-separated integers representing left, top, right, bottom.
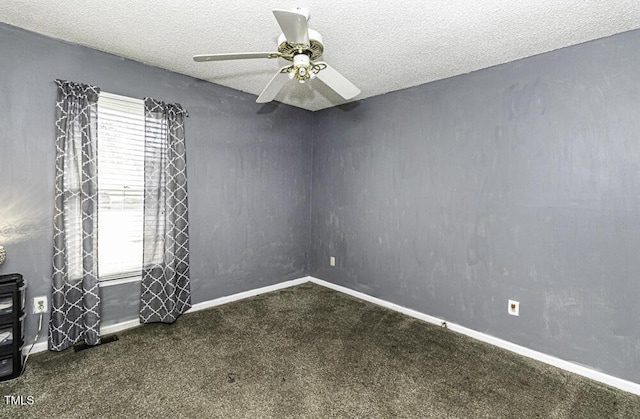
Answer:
97, 92, 145, 281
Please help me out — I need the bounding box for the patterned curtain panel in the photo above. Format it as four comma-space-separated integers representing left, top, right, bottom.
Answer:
49, 80, 101, 351
139, 98, 191, 323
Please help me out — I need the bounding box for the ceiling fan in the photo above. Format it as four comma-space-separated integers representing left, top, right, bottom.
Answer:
193, 8, 361, 104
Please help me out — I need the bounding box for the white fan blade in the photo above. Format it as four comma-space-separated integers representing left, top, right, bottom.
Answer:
315, 62, 361, 100
193, 52, 280, 62
273, 9, 309, 45
256, 67, 291, 103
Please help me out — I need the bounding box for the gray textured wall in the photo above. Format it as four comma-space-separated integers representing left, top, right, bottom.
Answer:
0, 24, 312, 345
2, 20, 639, 385
310, 30, 640, 383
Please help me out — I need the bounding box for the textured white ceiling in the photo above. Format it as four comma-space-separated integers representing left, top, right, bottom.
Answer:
2, 1, 639, 111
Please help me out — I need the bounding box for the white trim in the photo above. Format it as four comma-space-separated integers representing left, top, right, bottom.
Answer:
186, 276, 311, 314
99, 276, 142, 288
24, 276, 311, 356
99, 91, 144, 105
308, 276, 640, 396
23, 319, 143, 356
23, 340, 48, 356
100, 319, 142, 335
22, 274, 640, 395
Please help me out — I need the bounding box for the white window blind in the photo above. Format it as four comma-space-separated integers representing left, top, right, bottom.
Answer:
97, 92, 145, 281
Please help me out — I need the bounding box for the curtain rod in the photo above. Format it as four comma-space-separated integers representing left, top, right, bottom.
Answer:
52, 80, 189, 117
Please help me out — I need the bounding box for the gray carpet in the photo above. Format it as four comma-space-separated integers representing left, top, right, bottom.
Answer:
1, 283, 639, 418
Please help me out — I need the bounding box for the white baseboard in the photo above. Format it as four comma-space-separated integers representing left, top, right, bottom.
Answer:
186, 276, 311, 314
101, 319, 142, 335
23, 340, 48, 356
24, 318, 144, 356
308, 276, 640, 396
22, 274, 640, 395
24, 276, 312, 356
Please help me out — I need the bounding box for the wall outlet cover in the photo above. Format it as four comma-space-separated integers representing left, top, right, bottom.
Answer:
33, 296, 48, 314
508, 299, 519, 316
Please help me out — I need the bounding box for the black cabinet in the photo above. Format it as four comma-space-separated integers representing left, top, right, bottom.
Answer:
0, 273, 26, 381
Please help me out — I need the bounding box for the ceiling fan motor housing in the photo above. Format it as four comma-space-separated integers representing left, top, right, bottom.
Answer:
293, 54, 310, 67
278, 29, 324, 61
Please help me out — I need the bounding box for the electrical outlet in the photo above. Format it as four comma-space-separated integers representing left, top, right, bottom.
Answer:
508, 299, 519, 316
33, 296, 48, 314
330, 256, 336, 266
